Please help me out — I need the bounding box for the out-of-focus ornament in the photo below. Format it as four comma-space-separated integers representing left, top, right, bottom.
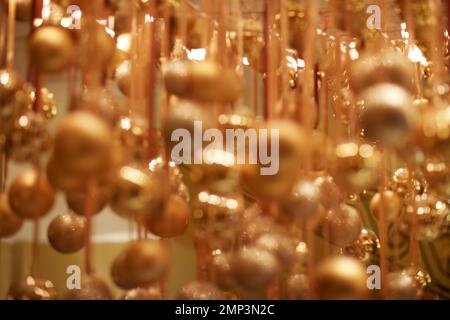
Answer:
331, 141, 381, 194
143, 194, 189, 238
47, 213, 86, 254
65, 275, 113, 300
7, 276, 58, 300
163, 60, 242, 103
231, 246, 279, 292
65, 190, 108, 216
176, 281, 225, 300
0, 70, 23, 108
8, 169, 55, 219
386, 271, 420, 300
280, 179, 322, 221
53, 111, 114, 176
390, 168, 427, 200
212, 252, 235, 291
286, 273, 310, 300
321, 204, 362, 247
254, 233, 296, 269
313, 174, 341, 209
359, 84, 414, 146
115, 60, 131, 97
406, 193, 448, 241
404, 265, 431, 297
345, 229, 380, 265
109, 166, 165, 220
28, 25, 75, 73
0, 193, 23, 238
77, 24, 115, 69
111, 240, 168, 290
314, 256, 368, 300
422, 157, 450, 198
121, 287, 162, 300
369, 190, 403, 222
350, 48, 415, 94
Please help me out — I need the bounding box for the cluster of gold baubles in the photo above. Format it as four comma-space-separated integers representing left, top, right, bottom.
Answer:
0, 0, 448, 300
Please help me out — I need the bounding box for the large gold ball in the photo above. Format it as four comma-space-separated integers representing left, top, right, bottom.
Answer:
0, 193, 23, 238
28, 26, 75, 73
314, 256, 368, 300
47, 213, 86, 254
111, 240, 169, 290
54, 111, 113, 176
163, 60, 242, 103
321, 204, 362, 247
7, 276, 58, 300
369, 190, 403, 222
176, 281, 225, 300
143, 194, 189, 238
65, 275, 113, 300
8, 169, 56, 219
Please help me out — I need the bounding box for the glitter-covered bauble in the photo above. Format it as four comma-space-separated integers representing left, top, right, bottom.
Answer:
47, 213, 86, 254
321, 204, 362, 247
7, 276, 58, 300
254, 232, 297, 269
280, 179, 322, 221
176, 281, 225, 300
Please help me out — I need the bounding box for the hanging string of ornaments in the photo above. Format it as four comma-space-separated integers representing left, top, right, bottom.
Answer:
0, 0, 449, 300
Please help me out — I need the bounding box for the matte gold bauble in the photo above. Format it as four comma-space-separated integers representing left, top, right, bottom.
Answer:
0, 69, 24, 107
242, 120, 305, 200
321, 204, 362, 247
144, 194, 189, 238
345, 228, 380, 265
231, 246, 280, 292
350, 48, 415, 94
65, 190, 108, 216
359, 84, 414, 146
8, 169, 55, 219
0, 193, 23, 238
286, 273, 310, 300
331, 141, 381, 194
47, 213, 86, 254
163, 60, 242, 103
369, 190, 403, 222
121, 287, 162, 300
176, 281, 225, 300
109, 166, 165, 220
54, 111, 113, 175
314, 256, 368, 300
281, 179, 322, 220
254, 233, 296, 268
28, 26, 75, 73
386, 271, 420, 300
65, 275, 113, 300
111, 240, 168, 290
7, 276, 58, 300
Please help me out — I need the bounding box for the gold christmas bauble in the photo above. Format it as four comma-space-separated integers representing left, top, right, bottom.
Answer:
111, 240, 168, 290
321, 204, 362, 247
369, 190, 403, 222
65, 275, 113, 300
47, 213, 86, 254
345, 228, 380, 265
386, 271, 420, 300
8, 169, 56, 219
176, 281, 225, 300
254, 232, 296, 269
54, 111, 113, 176
143, 194, 189, 238
65, 190, 108, 216
7, 276, 58, 300
313, 174, 342, 209
280, 179, 322, 220
46, 155, 86, 193
314, 256, 368, 300
28, 25, 75, 73
0, 193, 23, 238
390, 168, 427, 200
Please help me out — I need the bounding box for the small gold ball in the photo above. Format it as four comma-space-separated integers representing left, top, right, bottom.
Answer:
321, 204, 362, 247
369, 190, 403, 222
47, 212, 86, 254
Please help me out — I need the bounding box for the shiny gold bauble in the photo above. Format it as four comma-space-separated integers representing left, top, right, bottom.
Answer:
28, 25, 75, 73
359, 84, 414, 146
369, 190, 403, 222
231, 246, 280, 292
121, 287, 162, 300
286, 273, 310, 300
7, 276, 58, 300
0, 69, 24, 107
143, 194, 189, 238
314, 256, 368, 300
331, 141, 381, 194
254, 233, 296, 269
47, 213, 86, 254
65, 275, 113, 300
0, 193, 23, 238
111, 240, 168, 290
406, 193, 448, 241
345, 228, 380, 265
281, 179, 322, 220
65, 190, 108, 216
176, 281, 225, 300
109, 166, 165, 220
350, 48, 415, 94
54, 111, 113, 175
390, 168, 427, 200
386, 271, 420, 300
163, 60, 242, 103
242, 120, 305, 200
8, 169, 55, 219
321, 204, 362, 247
